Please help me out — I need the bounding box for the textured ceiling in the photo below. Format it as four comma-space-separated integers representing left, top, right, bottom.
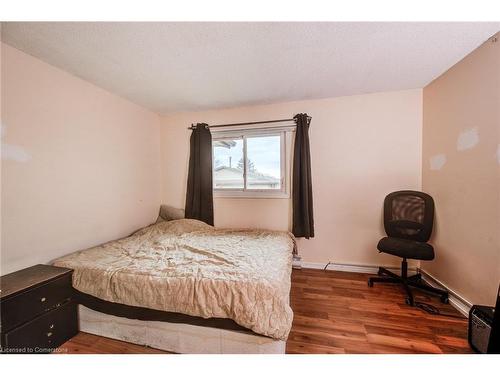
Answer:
2, 22, 499, 114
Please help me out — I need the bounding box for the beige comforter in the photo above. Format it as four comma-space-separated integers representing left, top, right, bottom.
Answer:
53, 219, 294, 340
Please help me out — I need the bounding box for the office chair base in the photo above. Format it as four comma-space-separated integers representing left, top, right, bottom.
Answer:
368, 261, 449, 307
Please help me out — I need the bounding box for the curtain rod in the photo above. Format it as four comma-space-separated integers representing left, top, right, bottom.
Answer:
187, 116, 311, 130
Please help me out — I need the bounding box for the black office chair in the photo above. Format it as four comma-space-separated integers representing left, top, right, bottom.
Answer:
368, 190, 449, 306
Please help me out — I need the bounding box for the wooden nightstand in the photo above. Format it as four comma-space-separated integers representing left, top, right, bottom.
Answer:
0, 264, 78, 353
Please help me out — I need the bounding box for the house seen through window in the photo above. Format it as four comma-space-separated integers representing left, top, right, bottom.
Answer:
212, 132, 286, 196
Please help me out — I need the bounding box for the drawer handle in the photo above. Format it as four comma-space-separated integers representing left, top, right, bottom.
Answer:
40, 297, 47, 302
47, 332, 53, 337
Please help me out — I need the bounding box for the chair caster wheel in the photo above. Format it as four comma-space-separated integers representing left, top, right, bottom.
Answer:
440, 295, 449, 304
405, 297, 414, 306
368, 280, 373, 287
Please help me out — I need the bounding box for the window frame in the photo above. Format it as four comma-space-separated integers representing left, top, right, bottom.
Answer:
212, 128, 290, 199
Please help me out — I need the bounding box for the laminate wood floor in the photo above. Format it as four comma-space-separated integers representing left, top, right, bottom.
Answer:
58, 268, 472, 354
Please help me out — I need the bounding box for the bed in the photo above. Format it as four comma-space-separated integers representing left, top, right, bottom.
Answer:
52, 218, 295, 353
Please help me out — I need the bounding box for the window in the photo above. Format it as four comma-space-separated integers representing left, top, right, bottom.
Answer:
212, 130, 289, 198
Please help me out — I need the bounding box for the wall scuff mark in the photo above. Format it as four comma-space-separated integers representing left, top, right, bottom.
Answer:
429, 153, 447, 170
2, 144, 32, 162
457, 127, 479, 151
1, 124, 32, 162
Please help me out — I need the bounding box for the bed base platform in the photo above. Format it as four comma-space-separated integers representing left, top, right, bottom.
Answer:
75, 289, 248, 332
79, 305, 286, 354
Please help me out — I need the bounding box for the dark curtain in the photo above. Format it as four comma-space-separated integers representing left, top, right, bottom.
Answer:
292, 113, 314, 238
185, 123, 214, 225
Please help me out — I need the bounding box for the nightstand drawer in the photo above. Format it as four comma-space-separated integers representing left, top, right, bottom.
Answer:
2, 300, 78, 353
1, 273, 73, 332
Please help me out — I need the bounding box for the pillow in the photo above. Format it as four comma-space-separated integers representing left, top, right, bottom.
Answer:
156, 205, 185, 223
155, 218, 213, 235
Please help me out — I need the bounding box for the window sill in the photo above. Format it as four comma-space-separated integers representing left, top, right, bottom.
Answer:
214, 190, 290, 199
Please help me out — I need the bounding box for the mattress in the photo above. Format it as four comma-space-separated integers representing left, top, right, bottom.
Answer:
53, 219, 294, 340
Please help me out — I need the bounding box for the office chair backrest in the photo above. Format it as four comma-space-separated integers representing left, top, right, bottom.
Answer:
383, 190, 434, 242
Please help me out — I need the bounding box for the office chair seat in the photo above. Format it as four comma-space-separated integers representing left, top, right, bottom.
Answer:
377, 237, 435, 261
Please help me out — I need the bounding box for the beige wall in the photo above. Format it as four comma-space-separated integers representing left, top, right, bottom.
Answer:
160, 89, 423, 266
0, 40, 3, 256
422, 34, 500, 305
1, 43, 161, 274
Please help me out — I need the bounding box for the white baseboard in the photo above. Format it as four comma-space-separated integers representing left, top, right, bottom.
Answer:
300, 261, 417, 275
418, 269, 472, 317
